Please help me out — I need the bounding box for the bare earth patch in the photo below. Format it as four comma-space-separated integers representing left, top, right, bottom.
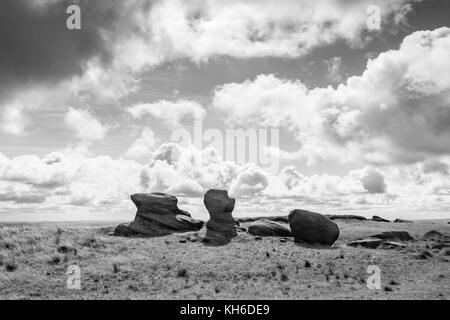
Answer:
0, 219, 448, 300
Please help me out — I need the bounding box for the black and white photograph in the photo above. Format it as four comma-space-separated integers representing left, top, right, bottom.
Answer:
0, 0, 449, 304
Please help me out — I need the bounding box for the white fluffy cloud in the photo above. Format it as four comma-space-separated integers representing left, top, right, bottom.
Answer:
127, 100, 206, 129
0, 0, 419, 136
229, 165, 269, 198
125, 128, 158, 161
2, 143, 450, 219
112, 0, 418, 70
213, 27, 450, 165
0, 149, 142, 214
64, 107, 109, 143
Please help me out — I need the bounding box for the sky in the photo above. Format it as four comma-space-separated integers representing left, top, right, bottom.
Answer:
1, 0, 450, 221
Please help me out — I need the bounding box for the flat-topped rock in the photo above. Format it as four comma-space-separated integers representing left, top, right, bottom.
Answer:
203, 189, 237, 245
370, 231, 414, 241
326, 215, 367, 221
248, 219, 292, 237
114, 193, 203, 237
394, 218, 412, 223
289, 209, 340, 246
379, 241, 407, 250
348, 238, 384, 249
348, 239, 407, 250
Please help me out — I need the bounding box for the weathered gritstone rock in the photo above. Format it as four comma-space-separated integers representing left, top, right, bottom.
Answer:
370, 231, 414, 241
379, 241, 407, 249
347, 238, 384, 249
247, 219, 292, 237
347, 238, 407, 250
326, 215, 367, 221
422, 230, 444, 240
288, 209, 340, 246
114, 193, 204, 237
203, 189, 237, 245
371, 215, 390, 222
394, 218, 412, 223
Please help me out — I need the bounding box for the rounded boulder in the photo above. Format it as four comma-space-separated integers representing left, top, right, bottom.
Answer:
288, 209, 340, 246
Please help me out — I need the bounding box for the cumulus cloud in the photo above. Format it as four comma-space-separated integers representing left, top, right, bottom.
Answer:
229, 165, 269, 198
213, 27, 450, 165
0, 0, 420, 136
115, 0, 417, 68
0, 150, 142, 212
127, 100, 206, 129
125, 128, 158, 161
64, 107, 109, 143
356, 167, 387, 194
140, 144, 238, 196
1, 143, 450, 219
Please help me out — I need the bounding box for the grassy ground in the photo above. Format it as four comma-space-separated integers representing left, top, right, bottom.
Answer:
0, 219, 448, 300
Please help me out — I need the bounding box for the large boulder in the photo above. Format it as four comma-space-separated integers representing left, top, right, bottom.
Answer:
114, 193, 203, 237
288, 209, 340, 246
203, 189, 237, 245
370, 231, 414, 241
248, 219, 292, 237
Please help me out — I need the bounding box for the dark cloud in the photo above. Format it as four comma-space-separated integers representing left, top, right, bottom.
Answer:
422, 160, 449, 175
0, 0, 132, 97
0, 192, 46, 204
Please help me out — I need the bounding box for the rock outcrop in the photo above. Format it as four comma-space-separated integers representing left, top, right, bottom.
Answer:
114, 193, 203, 237
247, 219, 292, 237
326, 215, 367, 221
422, 230, 443, 240
347, 239, 406, 250
288, 209, 340, 246
394, 218, 412, 223
347, 238, 384, 249
348, 231, 413, 250
371, 215, 390, 222
203, 189, 237, 245
237, 216, 289, 224
370, 231, 414, 241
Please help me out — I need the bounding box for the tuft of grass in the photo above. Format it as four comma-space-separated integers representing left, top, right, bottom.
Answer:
177, 268, 188, 278
55, 227, 65, 245
80, 234, 103, 248
2, 239, 16, 250
47, 254, 62, 265
4, 257, 18, 272
57, 245, 77, 256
